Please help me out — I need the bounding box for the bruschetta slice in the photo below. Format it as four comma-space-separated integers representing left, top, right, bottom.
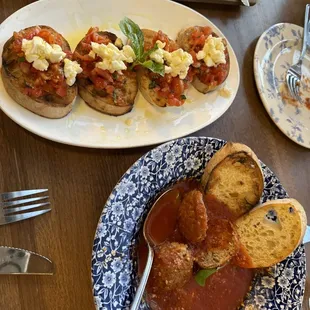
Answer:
73, 27, 138, 116
176, 26, 230, 94
138, 29, 194, 107
1, 25, 78, 118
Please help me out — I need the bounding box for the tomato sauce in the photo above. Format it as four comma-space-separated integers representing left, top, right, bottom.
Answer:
137, 179, 254, 310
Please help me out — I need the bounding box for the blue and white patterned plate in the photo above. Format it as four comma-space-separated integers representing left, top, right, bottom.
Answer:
254, 23, 310, 149
92, 137, 306, 310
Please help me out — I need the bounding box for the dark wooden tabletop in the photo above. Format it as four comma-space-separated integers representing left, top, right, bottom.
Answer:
0, 0, 309, 309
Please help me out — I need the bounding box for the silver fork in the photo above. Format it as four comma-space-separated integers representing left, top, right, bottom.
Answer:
0, 189, 51, 225
286, 4, 310, 101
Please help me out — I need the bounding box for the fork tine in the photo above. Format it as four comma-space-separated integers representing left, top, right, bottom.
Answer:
4, 202, 50, 215
286, 74, 299, 100
1, 196, 49, 208
0, 209, 51, 225
1, 189, 48, 201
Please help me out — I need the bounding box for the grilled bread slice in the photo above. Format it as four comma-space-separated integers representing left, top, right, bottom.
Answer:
201, 142, 264, 218
74, 29, 138, 116
176, 26, 230, 94
138, 29, 173, 108
138, 29, 189, 107
234, 198, 307, 268
1, 25, 77, 118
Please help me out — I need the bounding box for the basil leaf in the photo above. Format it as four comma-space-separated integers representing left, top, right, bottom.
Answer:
119, 17, 144, 60
141, 60, 165, 76
18, 57, 26, 62
181, 94, 187, 100
194, 269, 217, 287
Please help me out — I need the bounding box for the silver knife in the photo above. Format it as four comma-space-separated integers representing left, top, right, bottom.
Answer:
0, 246, 53, 275
241, 0, 250, 6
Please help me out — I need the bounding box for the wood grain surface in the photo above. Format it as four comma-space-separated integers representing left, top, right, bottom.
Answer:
0, 0, 309, 309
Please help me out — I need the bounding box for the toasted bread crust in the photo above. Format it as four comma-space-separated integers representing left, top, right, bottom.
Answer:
202, 142, 263, 189
74, 31, 138, 116
234, 198, 307, 268
77, 79, 135, 116
247, 198, 307, 246
201, 142, 264, 218
1, 66, 75, 118
1, 25, 77, 119
176, 26, 230, 94
138, 29, 182, 108
138, 67, 167, 107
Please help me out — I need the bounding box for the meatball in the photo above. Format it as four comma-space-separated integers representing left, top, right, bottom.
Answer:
151, 242, 193, 291
194, 219, 239, 269
178, 190, 208, 244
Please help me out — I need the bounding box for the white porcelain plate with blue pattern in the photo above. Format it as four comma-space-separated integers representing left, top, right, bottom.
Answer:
254, 23, 310, 149
92, 137, 306, 310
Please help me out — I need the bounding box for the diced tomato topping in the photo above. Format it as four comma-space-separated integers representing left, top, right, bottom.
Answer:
83, 27, 112, 45
92, 68, 114, 83
19, 62, 31, 74
105, 85, 115, 94
92, 76, 108, 89
152, 30, 178, 52
190, 26, 213, 52
185, 67, 195, 83
171, 78, 184, 97
149, 72, 189, 106
199, 62, 229, 87
55, 82, 67, 97
10, 27, 69, 99
74, 51, 95, 62
71, 26, 136, 105
23, 87, 44, 98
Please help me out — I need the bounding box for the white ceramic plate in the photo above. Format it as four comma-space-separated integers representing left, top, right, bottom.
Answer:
254, 23, 310, 149
0, 0, 239, 149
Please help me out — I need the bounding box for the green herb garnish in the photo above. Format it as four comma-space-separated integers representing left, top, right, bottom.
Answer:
149, 80, 157, 89
181, 94, 187, 100
112, 72, 118, 80
194, 269, 218, 287
119, 17, 165, 76
18, 57, 26, 62
112, 90, 117, 103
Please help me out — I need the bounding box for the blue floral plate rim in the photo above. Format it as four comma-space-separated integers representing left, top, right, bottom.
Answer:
254, 22, 310, 149
91, 136, 306, 310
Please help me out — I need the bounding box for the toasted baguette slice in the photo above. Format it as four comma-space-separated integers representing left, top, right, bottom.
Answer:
234, 198, 307, 268
1, 25, 77, 119
201, 142, 264, 218
176, 26, 230, 94
138, 29, 172, 108
74, 30, 138, 116
138, 29, 188, 108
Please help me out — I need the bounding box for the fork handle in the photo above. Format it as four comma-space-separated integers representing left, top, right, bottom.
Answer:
301, 4, 310, 59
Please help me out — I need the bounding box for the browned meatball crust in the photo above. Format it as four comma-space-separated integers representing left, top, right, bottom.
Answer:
151, 242, 193, 291
178, 190, 208, 244
194, 219, 239, 269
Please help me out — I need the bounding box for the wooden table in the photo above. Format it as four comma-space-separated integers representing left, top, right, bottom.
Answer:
0, 0, 309, 309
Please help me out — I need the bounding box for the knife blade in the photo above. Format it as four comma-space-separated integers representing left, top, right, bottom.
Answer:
241, 0, 250, 6
0, 246, 53, 275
